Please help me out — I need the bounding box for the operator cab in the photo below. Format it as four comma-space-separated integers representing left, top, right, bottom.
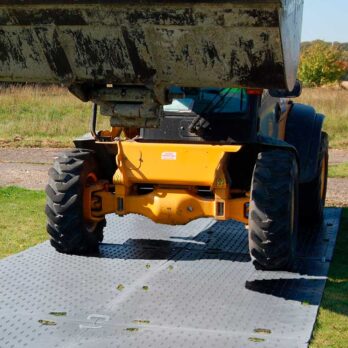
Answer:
164, 88, 249, 117
141, 87, 258, 143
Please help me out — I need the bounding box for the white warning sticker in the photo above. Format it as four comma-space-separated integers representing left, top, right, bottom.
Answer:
161, 152, 177, 160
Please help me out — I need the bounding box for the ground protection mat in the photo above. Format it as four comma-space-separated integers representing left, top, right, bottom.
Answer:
0, 208, 341, 348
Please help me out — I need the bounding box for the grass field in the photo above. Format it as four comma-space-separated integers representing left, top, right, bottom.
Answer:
298, 88, 348, 149
0, 186, 46, 258
329, 162, 348, 178
0, 85, 347, 148
0, 186, 347, 347
0, 85, 108, 148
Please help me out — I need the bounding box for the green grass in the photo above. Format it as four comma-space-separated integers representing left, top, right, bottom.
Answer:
0, 85, 109, 148
0, 85, 347, 148
0, 186, 47, 259
297, 88, 348, 149
329, 162, 348, 178
310, 208, 348, 347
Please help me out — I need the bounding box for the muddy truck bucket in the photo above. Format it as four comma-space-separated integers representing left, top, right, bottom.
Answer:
0, 0, 303, 126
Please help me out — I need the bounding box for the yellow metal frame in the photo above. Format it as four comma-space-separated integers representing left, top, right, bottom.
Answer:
84, 140, 249, 225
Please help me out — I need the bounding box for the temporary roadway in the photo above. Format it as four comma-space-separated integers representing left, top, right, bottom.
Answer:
0, 208, 341, 348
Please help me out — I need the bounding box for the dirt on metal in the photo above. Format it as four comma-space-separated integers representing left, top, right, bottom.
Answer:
0, 0, 303, 99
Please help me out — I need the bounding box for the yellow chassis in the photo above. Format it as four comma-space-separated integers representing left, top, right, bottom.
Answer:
84, 141, 249, 225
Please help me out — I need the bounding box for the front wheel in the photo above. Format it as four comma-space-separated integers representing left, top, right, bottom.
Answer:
248, 150, 299, 270
45, 149, 105, 255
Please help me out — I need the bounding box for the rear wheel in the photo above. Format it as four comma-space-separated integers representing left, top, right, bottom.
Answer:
248, 150, 298, 270
45, 149, 105, 254
299, 132, 329, 226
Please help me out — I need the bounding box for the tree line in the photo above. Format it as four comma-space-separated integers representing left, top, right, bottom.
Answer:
299, 40, 348, 87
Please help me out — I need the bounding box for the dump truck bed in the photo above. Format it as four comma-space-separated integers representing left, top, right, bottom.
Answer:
0, 0, 303, 99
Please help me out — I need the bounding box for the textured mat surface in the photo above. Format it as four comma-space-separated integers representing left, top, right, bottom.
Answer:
0, 208, 341, 348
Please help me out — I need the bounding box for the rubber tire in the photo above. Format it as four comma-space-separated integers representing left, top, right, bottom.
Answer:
299, 132, 329, 226
248, 150, 299, 271
45, 149, 105, 255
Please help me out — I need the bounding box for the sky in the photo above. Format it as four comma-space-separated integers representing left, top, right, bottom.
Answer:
301, 0, 348, 43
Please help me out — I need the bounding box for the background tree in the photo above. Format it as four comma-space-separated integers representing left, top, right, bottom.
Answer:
299, 41, 346, 87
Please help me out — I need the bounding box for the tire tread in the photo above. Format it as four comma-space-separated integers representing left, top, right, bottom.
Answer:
249, 150, 298, 270
45, 149, 105, 254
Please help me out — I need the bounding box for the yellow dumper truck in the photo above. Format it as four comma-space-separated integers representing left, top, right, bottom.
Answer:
0, 0, 328, 270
